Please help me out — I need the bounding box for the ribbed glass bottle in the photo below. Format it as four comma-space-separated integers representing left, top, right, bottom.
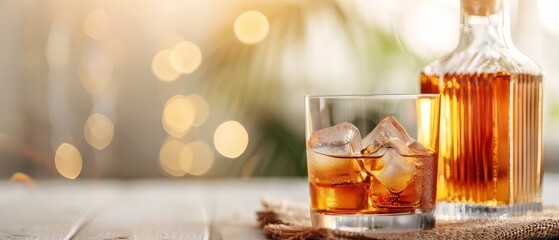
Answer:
419, 0, 543, 220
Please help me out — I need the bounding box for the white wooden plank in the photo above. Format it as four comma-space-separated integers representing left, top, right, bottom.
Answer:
0, 173, 556, 239
207, 178, 309, 240
0, 181, 116, 240
542, 173, 559, 205
73, 181, 209, 239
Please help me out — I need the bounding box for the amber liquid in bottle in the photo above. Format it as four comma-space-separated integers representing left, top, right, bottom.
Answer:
420, 0, 543, 218
421, 72, 543, 207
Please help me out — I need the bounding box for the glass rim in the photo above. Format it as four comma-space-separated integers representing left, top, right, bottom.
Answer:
304, 93, 440, 99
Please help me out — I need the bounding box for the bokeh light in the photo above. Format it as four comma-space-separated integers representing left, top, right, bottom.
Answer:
84, 113, 115, 150
187, 141, 215, 176
159, 140, 194, 177
179, 146, 194, 173
170, 41, 202, 74
162, 95, 196, 138
157, 35, 186, 51
188, 94, 210, 127
45, 22, 70, 68
214, 121, 249, 158
234, 10, 270, 45
352, 0, 395, 31
102, 38, 128, 69
152, 49, 181, 82
84, 9, 112, 40
401, 2, 457, 58
4, 0, 559, 179
538, 0, 559, 34
9, 172, 35, 186
80, 65, 110, 94
54, 143, 83, 179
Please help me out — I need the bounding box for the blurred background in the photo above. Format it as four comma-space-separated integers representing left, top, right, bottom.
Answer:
1, 0, 558, 179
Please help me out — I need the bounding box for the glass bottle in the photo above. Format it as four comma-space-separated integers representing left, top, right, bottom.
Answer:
419, 0, 543, 219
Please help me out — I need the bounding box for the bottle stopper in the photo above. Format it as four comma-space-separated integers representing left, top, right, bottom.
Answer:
462, 0, 503, 16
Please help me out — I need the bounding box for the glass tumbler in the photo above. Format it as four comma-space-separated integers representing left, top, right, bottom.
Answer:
305, 94, 440, 232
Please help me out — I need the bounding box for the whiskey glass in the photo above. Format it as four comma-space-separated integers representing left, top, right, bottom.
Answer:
305, 94, 440, 232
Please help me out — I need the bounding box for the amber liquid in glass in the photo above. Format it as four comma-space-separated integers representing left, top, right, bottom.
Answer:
420, 72, 543, 206
308, 150, 437, 214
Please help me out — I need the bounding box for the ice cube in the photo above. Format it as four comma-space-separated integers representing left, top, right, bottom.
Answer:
371, 147, 416, 194
407, 141, 430, 156
362, 116, 411, 153
359, 116, 431, 194
307, 150, 367, 184
362, 116, 430, 156
308, 122, 363, 156
358, 149, 386, 176
386, 137, 430, 156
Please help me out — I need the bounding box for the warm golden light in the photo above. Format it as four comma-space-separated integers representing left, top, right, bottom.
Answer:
80, 66, 110, 94
234, 10, 270, 45
416, 96, 440, 154
170, 41, 202, 74
187, 141, 214, 176
158, 35, 186, 50
417, 97, 432, 147
84, 113, 115, 150
401, 2, 457, 58
179, 145, 194, 173
84, 9, 112, 40
214, 121, 249, 158
159, 140, 192, 177
102, 38, 127, 69
54, 143, 83, 179
152, 49, 181, 82
9, 172, 35, 186
45, 22, 70, 68
162, 95, 196, 137
188, 94, 210, 127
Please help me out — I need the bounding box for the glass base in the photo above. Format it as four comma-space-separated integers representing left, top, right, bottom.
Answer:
311, 211, 435, 232
435, 201, 543, 221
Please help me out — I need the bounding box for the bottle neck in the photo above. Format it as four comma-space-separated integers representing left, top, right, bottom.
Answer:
458, 0, 512, 48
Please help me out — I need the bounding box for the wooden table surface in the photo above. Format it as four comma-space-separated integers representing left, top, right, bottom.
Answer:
1, 174, 558, 240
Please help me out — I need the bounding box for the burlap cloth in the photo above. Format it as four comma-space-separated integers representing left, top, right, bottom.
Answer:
256, 199, 559, 240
